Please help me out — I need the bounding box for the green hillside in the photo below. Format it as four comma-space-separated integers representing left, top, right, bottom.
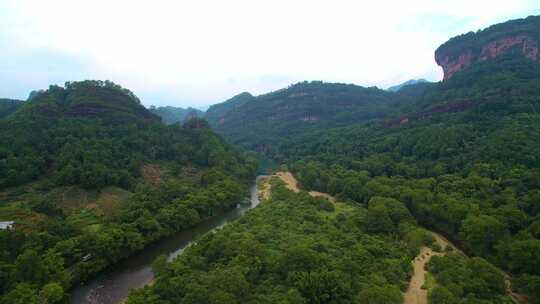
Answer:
128, 180, 433, 303
277, 40, 540, 304
436, 15, 540, 63
204, 92, 254, 126
207, 82, 395, 152
0, 81, 257, 302
150, 106, 204, 124
131, 15, 540, 304
0, 99, 24, 119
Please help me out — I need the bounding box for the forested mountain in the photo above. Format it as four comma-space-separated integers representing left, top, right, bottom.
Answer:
275, 17, 540, 303
387, 79, 430, 92
207, 83, 394, 151
204, 92, 254, 126
436, 15, 540, 80
149, 106, 204, 124
0, 99, 23, 119
129, 179, 443, 303
0, 81, 257, 302
130, 15, 540, 304
3, 13, 540, 304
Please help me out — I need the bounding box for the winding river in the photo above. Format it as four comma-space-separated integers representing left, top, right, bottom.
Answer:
71, 176, 265, 304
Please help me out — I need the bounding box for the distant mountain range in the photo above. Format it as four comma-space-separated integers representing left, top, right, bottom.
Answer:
387, 79, 430, 92
149, 106, 204, 124
2, 14, 540, 304
0, 98, 24, 118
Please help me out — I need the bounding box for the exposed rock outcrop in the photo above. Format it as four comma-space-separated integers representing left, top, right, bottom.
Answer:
436, 34, 539, 80
435, 15, 540, 80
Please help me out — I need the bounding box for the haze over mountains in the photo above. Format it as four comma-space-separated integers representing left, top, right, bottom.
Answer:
1, 13, 540, 304
386, 79, 430, 92
132, 15, 540, 303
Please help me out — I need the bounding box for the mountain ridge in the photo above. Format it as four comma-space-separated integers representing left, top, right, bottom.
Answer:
387, 79, 430, 92
436, 15, 540, 80
149, 105, 204, 124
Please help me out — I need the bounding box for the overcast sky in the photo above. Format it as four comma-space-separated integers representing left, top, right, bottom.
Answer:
1, 0, 539, 108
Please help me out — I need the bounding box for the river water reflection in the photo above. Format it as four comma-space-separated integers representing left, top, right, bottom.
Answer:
71, 176, 265, 304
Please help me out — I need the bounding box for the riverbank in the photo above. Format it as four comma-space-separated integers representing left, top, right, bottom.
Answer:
71, 176, 264, 304
259, 171, 336, 203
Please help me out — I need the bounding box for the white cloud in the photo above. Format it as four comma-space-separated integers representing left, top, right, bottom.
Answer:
1, 0, 538, 106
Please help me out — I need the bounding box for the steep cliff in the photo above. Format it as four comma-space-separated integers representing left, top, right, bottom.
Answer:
436, 15, 540, 80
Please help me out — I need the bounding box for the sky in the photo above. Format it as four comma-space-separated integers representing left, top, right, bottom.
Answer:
1, 0, 539, 108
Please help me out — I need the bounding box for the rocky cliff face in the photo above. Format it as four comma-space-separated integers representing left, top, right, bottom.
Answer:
436, 34, 539, 80
435, 15, 540, 80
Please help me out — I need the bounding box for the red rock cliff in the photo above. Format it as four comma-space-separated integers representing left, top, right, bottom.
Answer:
436, 34, 539, 80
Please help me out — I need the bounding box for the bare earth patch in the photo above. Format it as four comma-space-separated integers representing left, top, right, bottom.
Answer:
308, 191, 336, 203
142, 164, 165, 184
275, 171, 300, 192
403, 233, 449, 304
257, 177, 271, 201
254, 172, 527, 304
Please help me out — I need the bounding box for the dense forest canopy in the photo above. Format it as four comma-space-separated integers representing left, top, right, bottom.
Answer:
135, 15, 540, 304
204, 92, 254, 126
0, 81, 258, 303
271, 52, 540, 304
3, 13, 540, 304
128, 179, 513, 304
436, 15, 540, 61
206, 81, 396, 151
0, 99, 24, 119
150, 106, 204, 125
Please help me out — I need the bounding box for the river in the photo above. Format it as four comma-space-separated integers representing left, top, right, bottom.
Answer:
70, 176, 265, 304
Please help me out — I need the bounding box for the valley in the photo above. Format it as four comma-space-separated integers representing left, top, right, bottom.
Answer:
71, 176, 264, 304
262, 172, 516, 304
1, 13, 540, 304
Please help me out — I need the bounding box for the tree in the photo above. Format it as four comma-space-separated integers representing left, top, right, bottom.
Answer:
1, 283, 39, 304
499, 240, 540, 275
429, 286, 458, 304
152, 255, 169, 278
39, 282, 65, 304
460, 215, 508, 256
13, 249, 45, 285
289, 270, 351, 303
355, 285, 402, 304
365, 204, 394, 234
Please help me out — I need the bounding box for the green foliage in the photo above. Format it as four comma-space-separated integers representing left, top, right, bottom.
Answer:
513, 275, 540, 304
127, 184, 414, 303
436, 15, 540, 64
427, 254, 508, 302
355, 285, 402, 304
428, 286, 458, 304
1, 283, 39, 304
207, 82, 395, 151
0, 81, 258, 302
460, 215, 508, 257
39, 282, 65, 304
0, 99, 23, 118
252, 53, 540, 303
150, 106, 203, 125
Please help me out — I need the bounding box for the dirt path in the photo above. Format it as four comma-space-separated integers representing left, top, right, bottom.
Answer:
261, 172, 526, 304
275, 171, 300, 193
256, 172, 300, 201
259, 172, 336, 203
403, 233, 450, 304
257, 176, 271, 201
308, 191, 336, 203
403, 231, 527, 304
505, 274, 528, 304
